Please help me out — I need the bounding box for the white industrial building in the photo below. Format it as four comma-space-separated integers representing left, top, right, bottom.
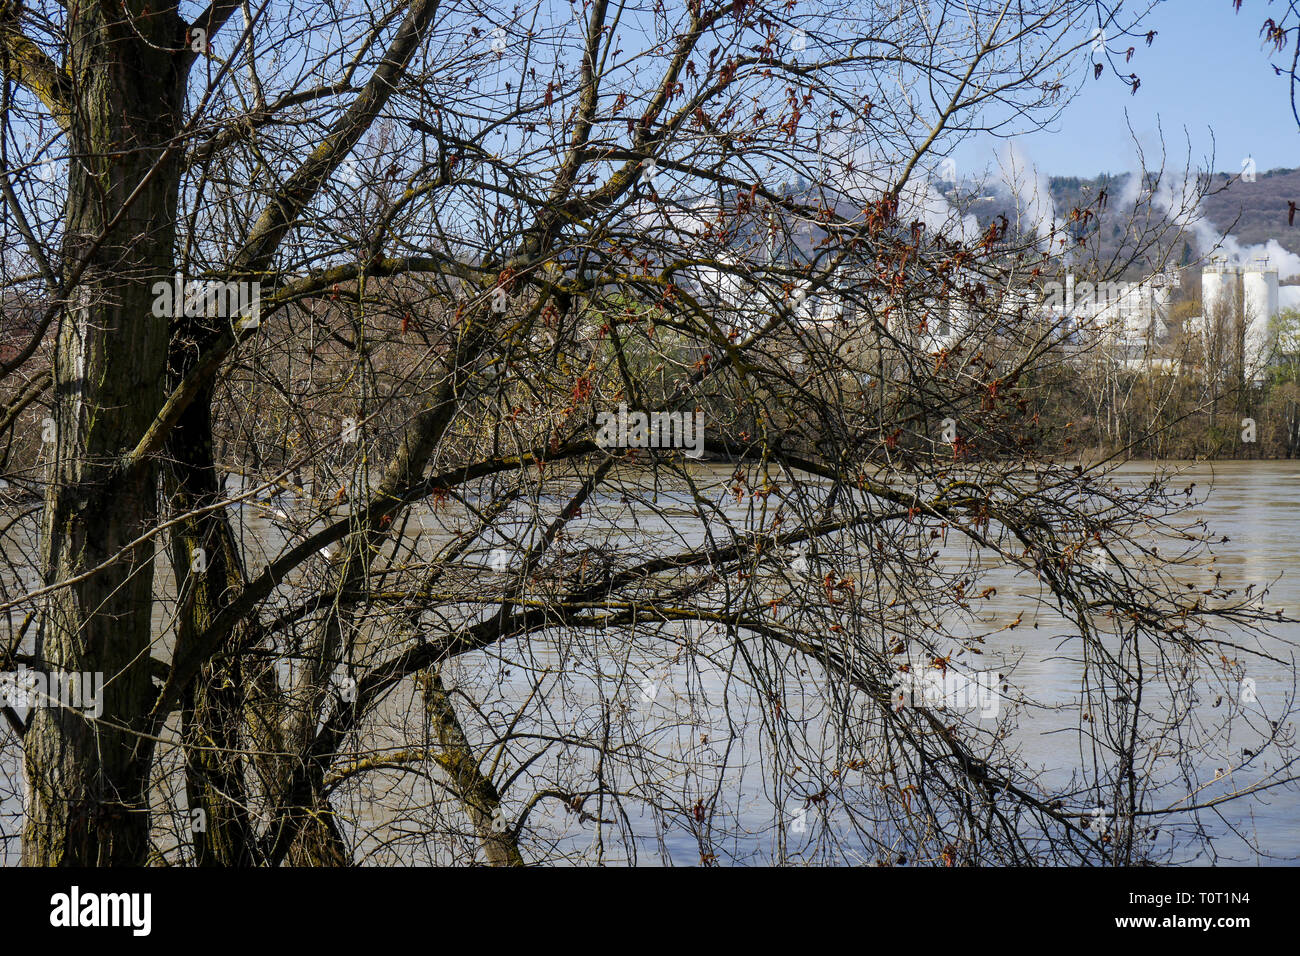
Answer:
1091, 274, 1175, 352
1040, 259, 1295, 377
696, 250, 1296, 376
1036, 271, 1177, 364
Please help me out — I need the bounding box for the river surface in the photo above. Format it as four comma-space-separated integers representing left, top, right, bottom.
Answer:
1, 459, 1298, 865
467, 460, 1300, 865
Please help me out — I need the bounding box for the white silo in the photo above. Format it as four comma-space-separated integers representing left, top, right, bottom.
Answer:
1242, 260, 1279, 377
1200, 260, 1239, 321
1243, 261, 1279, 322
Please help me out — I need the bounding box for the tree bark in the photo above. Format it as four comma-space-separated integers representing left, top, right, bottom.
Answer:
422, 668, 523, 866
22, 1, 186, 865
165, 379, 263, 866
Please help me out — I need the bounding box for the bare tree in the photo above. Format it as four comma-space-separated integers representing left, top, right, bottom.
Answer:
0, 0, 1295, 867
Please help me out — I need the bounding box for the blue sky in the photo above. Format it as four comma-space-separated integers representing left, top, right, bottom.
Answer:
953, 0, 1299, 178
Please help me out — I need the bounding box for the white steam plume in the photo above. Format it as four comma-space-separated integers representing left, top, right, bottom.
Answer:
995, 142, 1057, 246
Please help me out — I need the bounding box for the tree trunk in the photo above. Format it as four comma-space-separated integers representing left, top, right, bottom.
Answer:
22, 1, 185, 865
165, 380, 262, 866
423, 668, 523, 866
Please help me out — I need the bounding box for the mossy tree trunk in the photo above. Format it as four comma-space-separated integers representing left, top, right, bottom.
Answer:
423, 668, 523, 866
21, 0, 186, 866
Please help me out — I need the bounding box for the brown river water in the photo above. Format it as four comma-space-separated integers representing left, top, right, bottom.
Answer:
1, 459, 1297, 864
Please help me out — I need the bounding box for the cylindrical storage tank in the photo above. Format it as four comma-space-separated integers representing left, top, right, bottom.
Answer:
1200, 266, 1236, 321
1242, 268, 1279, 325
1243, 268, 1279, 375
